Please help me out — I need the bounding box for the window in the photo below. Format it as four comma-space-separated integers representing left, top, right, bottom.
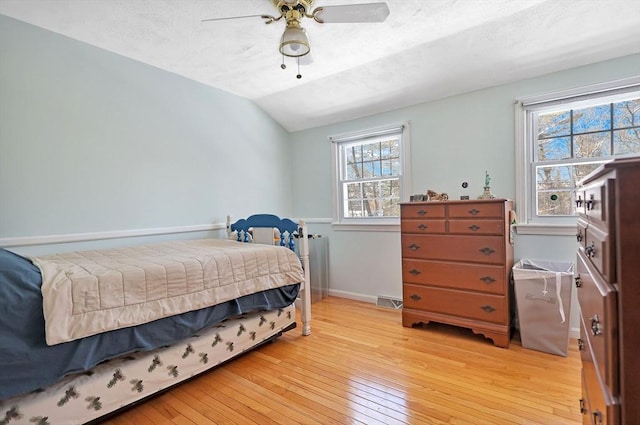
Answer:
515, 77, 640, 233
330, 123, 411, 228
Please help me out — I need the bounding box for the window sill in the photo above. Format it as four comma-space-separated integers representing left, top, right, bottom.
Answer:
514, 223, 577, 236
331, 222, 400, 232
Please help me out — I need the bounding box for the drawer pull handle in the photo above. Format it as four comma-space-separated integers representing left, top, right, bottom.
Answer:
590, 314, 602, 336
480, 276, 496, 284
479, 247, 496, 255
410, 294, 421, 301
579, 398, 586, 414
468, 224, 480, 231
578, 338, 584, 351
468, 208, 480, 215
575, 276, 582, 288
409, 269, 421, 275
575, 196, 583, 208
417, 224, 428, 230
585, 242, 596, 258
576, 230, 583, 242
409, 243, 420, 251
586, 194, 595, 211
417, 210, 427, 216
480, 305, 496, 313
593, 410, 603, 425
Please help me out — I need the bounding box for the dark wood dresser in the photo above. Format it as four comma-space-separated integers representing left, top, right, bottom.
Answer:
401, 199, 514, 347
576, 157, 640, 425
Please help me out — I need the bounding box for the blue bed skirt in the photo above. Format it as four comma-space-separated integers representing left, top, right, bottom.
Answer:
0, 248, 299, 400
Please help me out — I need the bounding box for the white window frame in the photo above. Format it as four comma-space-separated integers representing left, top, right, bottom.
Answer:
330, 122, 412, 231
514, 76, 640, 235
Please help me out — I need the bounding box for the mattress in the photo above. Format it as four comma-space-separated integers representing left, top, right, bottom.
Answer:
32, 238, 304, 345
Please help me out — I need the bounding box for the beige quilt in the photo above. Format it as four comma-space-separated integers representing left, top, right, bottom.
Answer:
32, 239, 304, 345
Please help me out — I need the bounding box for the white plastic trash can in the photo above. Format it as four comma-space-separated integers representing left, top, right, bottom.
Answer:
512, 259, 574, 356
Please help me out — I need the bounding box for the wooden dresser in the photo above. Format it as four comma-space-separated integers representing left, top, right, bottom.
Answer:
401, 199, 514, 348
576, 157, 640, 425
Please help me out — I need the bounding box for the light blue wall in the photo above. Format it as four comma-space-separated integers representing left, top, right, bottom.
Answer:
0, 15, 292, 245
290, 54, 640, 331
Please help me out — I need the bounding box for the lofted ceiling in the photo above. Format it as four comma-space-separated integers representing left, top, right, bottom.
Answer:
1, 0, 639, 132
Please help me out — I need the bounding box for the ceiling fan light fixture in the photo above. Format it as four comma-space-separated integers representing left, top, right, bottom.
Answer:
279, 25, 310, 57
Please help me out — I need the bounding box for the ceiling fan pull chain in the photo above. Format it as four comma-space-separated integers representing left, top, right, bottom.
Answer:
296, 57, 302, 79
281, 54, 286, 70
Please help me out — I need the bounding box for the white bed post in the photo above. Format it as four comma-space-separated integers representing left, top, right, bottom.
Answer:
298, 220, 311, 336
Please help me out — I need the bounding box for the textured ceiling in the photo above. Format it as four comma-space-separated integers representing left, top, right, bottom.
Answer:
1, 0, 639, 132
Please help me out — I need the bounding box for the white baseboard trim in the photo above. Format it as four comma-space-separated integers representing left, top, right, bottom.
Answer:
0, 223, 225, 248
327, 289, 377, 304
328, 290, 582, 341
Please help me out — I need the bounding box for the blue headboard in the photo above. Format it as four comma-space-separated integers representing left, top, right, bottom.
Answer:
228, 214, 300, 251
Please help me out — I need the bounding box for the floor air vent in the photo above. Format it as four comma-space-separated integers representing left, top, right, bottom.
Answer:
377, 296, 403, 309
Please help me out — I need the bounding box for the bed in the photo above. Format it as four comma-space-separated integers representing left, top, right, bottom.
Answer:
0, 214, 310, 425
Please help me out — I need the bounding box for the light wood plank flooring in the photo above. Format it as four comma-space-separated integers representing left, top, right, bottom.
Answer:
102, 296, 582, 425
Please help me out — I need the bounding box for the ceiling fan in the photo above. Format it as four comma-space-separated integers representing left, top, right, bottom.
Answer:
202, 1, 390, 79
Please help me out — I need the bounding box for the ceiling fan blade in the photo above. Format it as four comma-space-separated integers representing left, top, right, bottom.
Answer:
201, 14, 277, 23
313, 2, 390, 23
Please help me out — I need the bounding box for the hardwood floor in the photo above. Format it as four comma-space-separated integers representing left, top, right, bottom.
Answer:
101, 297, 582, 425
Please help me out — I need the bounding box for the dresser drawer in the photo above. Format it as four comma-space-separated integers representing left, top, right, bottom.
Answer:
577, 252, 618, 394
403, 284, 507, 324
448, 202, 504, 218
402, 234, 505, 265
402, 259, 505, 295
581, 326, 620, 425
401, 203, 446, 219
400, 219, 446, 234
584, 223, 614, 283
584, 179, 612, 224
448, 219, 504, 235
580, 369, 592, 425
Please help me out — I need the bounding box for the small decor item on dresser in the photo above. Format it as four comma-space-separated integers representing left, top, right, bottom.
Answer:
426, 190, 449, 201
478, 171, 496, 199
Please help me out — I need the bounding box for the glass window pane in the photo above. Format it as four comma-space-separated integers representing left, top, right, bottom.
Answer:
573, 104, 611, 133
536, 165, 571, 191
574, 131, 611, 158
379, 179, 390, 197
537, 110, 571, 138
362, 142, 380, 159
613, 129, 640, 155
537, 191, 573, 216
537, 136, 571, 161
380, 141, 393, 159
390, 178, 399, 195
346, 162, 363, 180
345, 182, 362, 200
364, 199, 380, 216
613, 99, 640, 129
381, 198, 399, 217
347, 200, 362, 217
362, 160, 381, 178
573, 162, 602, 184
382, 160, 393, 176
345, 145, 361, 164
391, 159, 400, 175
362, 181, 378, 198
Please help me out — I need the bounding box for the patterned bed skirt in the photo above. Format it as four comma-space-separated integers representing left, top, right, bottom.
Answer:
0, 304, 296, 425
